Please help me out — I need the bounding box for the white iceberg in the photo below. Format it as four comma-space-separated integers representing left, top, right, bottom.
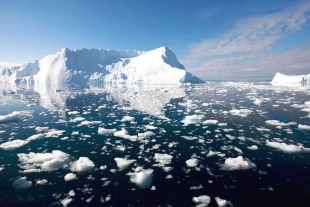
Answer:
129, 169, 153, 189
70, 157, 95, 173
266, 141, 310, 154
220, 156, 256, 171
0, 139, 29, 150
114, 158, 136, 170
64, 173, 77, 181
271, 72, 310, 86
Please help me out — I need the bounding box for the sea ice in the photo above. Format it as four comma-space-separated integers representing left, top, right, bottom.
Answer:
215, 197, 230, 207
12, 177, 32, 192
266, 141, 310, 153
129, 169, 153, 189
70, 157, 95, 173
114, 128, 138, 141
192, 195, 211, 206
229, 109, 252, 117
64, 173, 77, 181
36, 179, 48, 185
114, 158, 136, 170
0, 139, 29, 150
154, 153, 173, 166
181, 115, 205, 126
186, 158, 199, 167
121, 116, 135, 122
220, 156, 257, 171
17, 150, 71, 172
202, 120, 219, 125
98, 127, 116, 135
298, 124, 310, 130
0, 110, 33, 124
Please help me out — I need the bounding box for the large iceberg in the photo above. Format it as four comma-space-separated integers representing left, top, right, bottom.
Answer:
271, 72, 310, 86
0, 47, 204, 87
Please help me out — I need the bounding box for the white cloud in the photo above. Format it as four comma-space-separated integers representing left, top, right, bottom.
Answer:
182, 2, 310, 81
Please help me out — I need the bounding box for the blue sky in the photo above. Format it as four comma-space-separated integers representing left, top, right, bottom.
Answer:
1, 0, 310, 80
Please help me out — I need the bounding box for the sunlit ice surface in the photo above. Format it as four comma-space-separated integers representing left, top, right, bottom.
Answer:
0, 82, 310, 206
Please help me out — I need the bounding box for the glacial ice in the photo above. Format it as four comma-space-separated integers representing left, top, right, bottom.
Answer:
12, 177, 32, 192
114, 157, 136, 170
0, 139, 29, 150
220, 156, 257, 171
129, 169, 153, 189
70, 157, 95, 173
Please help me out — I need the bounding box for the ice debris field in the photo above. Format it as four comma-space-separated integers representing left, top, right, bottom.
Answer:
0, 82, 310, 206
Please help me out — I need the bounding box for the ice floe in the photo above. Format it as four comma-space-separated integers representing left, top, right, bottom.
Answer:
266, 141, 310, 154
64, 173, 77, 181
186, 158, 199, 167
181, 115, 205, 126
114, 158, 136, 170
70, 157, 95, 173
0, 110, 33, 124
0, 139, 29, 150
220, 156, 256, 171
12, 177, 32, 192
192, 195, 211, 206
98, 127, 117, 135
129, 169, 153, 189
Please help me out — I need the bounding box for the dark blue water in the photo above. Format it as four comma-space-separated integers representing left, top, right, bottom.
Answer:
0, 83, 310, 207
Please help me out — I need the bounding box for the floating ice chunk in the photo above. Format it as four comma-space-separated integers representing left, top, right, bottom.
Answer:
203, 120, 219, 125
190, 185, 203, 190
98, 127, 117, 135
69, 117, 85, 123
36, 179, 48, 185
0, 130, 5, 134
0, 139, 29, 150
100, 165, 107, 170
129, 169, 153, 189
144, 125, 158, 130
266, 141, 310, 154
114, 128, 138, 141
215, 197, 230, 207
60, 197, 72, 207
229, 109, 252, 117
220, 156, 256, 171
218, 123, 227, 127
12, 177, 32, 192
0, 110, 33, 124
181, 115, 205, 126
254, 99, 269, 106
121, 116, 135, 122
45, 129, 65, 138
298, 124, 310, 130
234, 147, 243, 154
21, 169, 41, 173
78, 120, 101, 126
114, 158, 136, 170
206, 150, 221, 157
68, 190, 75, 197
35, 127, 49, 132
265, 120, 297, 127
70, 157, 95, 173
26, 133, 45, 141
64, 173, 77, 181
17, 150, 71, 172
247, 145, 258, 150
154, 153, 173, 166
226, 135, 236, 140
68, 111, 79, 115
186, 158, 199, 167
138, 131, 155, 139
192, 195, 211, 206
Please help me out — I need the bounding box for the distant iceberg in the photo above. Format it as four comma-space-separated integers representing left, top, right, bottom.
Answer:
271, 72, 310, 86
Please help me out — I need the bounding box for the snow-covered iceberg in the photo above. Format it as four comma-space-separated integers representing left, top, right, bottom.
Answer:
0, 47, 204, 87
271, 72, 310, 86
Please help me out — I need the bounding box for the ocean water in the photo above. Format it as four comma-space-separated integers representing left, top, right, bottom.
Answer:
0, 83, 310, 207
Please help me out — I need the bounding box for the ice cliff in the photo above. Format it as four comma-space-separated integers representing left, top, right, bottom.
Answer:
271, 72, 310, 86
0, 47, 204, 87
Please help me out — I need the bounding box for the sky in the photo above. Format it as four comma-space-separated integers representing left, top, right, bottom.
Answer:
0, 0, 310, 81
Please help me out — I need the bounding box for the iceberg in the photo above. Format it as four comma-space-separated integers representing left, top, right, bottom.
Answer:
271, 72, 310, 86
0, 47, 204, 87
